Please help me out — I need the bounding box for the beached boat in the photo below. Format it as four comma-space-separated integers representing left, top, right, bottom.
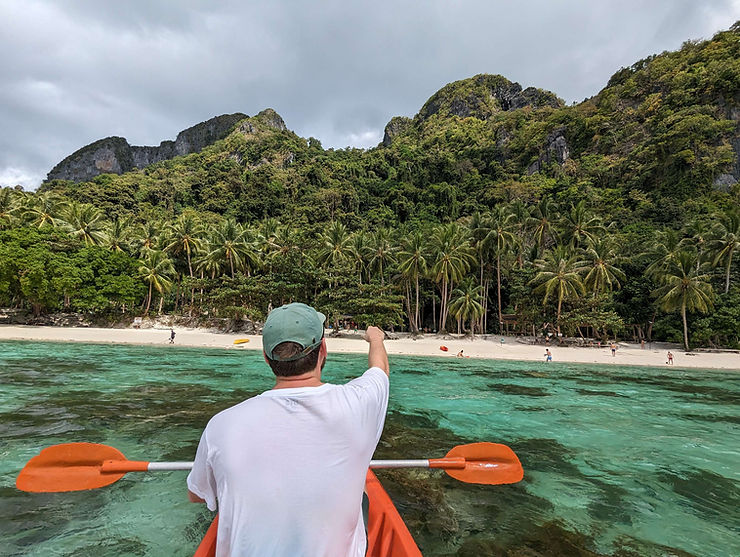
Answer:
192, 470, 422, 557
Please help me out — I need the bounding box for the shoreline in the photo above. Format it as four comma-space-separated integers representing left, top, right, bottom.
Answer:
1, 325, 739, 370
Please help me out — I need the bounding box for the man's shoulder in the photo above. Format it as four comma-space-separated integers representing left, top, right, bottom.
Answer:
207, 395, 265, 427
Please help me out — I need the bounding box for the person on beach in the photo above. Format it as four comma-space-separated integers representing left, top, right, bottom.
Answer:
169, 328, 175, 344
611, 343, 617, 356
187, 302, 389, 557
545, 349, 552, 362
667, 351, 674, 365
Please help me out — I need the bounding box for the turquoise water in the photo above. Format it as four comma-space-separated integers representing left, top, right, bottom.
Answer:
1, 340, 738, 557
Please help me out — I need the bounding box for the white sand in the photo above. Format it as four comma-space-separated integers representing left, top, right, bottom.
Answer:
1, 325, 738, 370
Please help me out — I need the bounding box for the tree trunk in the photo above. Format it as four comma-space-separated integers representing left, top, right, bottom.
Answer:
188, 251, 195, 309
647, 311, 656, 343
556, 296, 562, 337
496, 252, 503, 334
414, 274, 420, 333
681, 302, 689, 351
405, 281, 413, 331
479, 258, 485, 333
725, 250, 733, 294
158, 294, 164, 315
483, 278, 490, 334
145, 281, 153, 314
440, 280, 449, 333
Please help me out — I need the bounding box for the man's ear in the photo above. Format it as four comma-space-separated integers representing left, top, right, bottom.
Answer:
263, 350, 270, 365
320, 338, 327, 358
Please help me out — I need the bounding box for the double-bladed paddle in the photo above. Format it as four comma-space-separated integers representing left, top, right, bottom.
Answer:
16, 441, 523, 493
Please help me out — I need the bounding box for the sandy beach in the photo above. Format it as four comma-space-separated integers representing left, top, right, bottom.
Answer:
1, 325, 738, 370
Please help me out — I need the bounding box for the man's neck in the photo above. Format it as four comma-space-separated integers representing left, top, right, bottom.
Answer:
272, 371, 323, 390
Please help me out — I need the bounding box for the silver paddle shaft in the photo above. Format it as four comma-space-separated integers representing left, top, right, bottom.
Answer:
144, 459, 432, 472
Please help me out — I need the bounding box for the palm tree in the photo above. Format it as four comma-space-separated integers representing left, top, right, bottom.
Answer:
528, 197, 559, 254
560, 201, 606, 248
239, 225, 263, 276
266, 225, 300, 260
259, 217, 282, 251
476, 206, 516, 333
138, 221, 164, 255
105, 216, 134, 253
654, 250, 714, 351
366, 228, 397, 285
0, 188, 18, 229
347, 231, 370, 284
682, 217, 713, 267
582, 239, 626, 296
530, 245, 587, 336
316, 221, 352, 270
429, 223, 475, 333
208, 219, 252, 278
644, 229, 682, 279
707, 209, 740, 294
58, 202, 107, 246
449, 280, 484, 338
508, 200, 530, 268
195, 227, 222, 279
166, 214, 203, 278
468, 211, 490, 333
23, 192, 62, 228
397, 230, 428, 333
138, 250, 175, 314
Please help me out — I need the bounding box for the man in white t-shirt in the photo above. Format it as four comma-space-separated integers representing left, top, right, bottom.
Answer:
187, 302, 390, 557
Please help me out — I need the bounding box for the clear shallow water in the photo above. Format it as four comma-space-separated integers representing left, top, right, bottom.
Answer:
1, 340, 738, 557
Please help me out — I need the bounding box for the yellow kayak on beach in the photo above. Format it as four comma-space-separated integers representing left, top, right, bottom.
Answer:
233, 339, 250, 345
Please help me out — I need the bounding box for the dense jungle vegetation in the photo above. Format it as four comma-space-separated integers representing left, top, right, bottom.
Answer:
1, 24, 739, 349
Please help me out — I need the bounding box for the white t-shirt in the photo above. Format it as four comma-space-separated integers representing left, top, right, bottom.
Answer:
187, 367, 389, 557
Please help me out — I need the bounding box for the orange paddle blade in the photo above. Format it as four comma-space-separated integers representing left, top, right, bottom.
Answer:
432, 442, 523, 485
16, 443, 128, 493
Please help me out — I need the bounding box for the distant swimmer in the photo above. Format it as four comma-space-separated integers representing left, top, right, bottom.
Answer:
456, 350, 469, 358
544, 349, 552, 362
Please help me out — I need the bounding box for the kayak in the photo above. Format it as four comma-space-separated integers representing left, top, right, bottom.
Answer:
193, 470, 422, 557
233, 338, 250, 345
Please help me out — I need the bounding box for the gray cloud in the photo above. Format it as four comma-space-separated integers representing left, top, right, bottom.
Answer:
1, 0, 739, 189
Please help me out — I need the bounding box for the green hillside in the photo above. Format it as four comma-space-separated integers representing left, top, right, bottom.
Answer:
1, 23, 739, 349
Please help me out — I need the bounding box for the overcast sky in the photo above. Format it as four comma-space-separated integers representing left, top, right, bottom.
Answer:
1, 0, 739, 190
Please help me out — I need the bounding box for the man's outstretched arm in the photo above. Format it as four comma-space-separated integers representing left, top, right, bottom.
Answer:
365, 326, 389, 377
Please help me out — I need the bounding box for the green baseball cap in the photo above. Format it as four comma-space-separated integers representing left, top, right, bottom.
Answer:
262, 303, 326, 361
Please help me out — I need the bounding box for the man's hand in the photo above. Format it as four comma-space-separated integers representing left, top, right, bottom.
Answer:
365, 326, 389, 376
364, 326, 385, 344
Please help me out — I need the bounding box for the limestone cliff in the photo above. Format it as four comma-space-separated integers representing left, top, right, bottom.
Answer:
46, 112, 248, 183
416, 74, 562, 123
